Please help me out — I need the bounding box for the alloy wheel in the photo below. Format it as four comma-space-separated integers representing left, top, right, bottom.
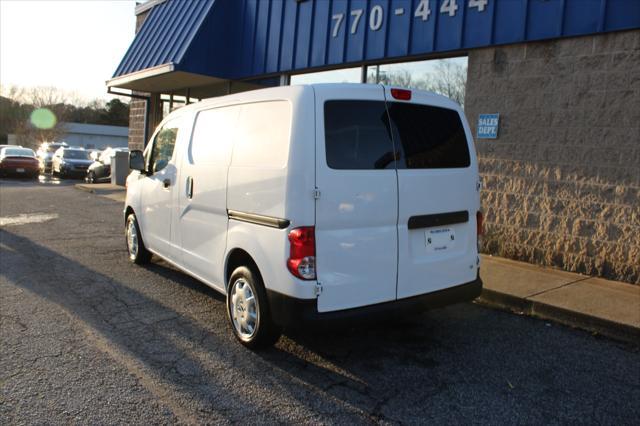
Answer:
126, 217, 138, 260
229, 278, 260, 340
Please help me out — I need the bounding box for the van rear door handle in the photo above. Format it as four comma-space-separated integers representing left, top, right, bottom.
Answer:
163, 178, 171, 188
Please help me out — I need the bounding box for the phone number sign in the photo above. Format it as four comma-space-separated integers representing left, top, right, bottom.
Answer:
477, 113, 499, 139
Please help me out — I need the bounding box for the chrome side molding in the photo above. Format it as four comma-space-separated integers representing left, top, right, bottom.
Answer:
228, 210, 290, 229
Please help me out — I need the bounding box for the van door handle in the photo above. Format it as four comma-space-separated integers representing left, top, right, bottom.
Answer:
186, 176, 193, 199
163, 178, 171, 188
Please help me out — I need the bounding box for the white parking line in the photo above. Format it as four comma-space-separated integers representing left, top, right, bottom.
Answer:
0, 213, 59, 226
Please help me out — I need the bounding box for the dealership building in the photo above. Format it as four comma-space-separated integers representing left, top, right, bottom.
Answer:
109, 0, 639, 284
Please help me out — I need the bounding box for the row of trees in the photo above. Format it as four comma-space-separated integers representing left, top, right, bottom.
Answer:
1, 63, 465, 148
0, 85, 129, 149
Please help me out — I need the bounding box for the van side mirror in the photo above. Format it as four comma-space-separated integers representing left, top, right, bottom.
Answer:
129, 150, 145, 172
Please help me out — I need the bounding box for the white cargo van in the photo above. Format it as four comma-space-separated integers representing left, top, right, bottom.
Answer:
124, 84, 483, 348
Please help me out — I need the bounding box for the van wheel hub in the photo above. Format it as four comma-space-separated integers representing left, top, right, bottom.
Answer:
126, 218, 138, 259
230, 278, 259, 340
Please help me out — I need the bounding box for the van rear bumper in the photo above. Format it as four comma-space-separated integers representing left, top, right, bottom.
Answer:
267, 273, 482, 328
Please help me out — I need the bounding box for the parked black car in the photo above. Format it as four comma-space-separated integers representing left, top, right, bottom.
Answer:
85, 147, 129, 183
51, 147, 93, 178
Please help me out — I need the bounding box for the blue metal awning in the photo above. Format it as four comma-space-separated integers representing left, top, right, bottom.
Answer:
113, 0, 215, 78
108, 0, 240, 94
109, 0, 640, 94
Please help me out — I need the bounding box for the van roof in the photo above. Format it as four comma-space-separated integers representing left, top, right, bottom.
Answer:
167, 83, 460, 120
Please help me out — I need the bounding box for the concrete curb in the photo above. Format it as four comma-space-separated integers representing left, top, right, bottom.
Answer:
75, 183, 92, 192
75, 184, 126, 203
477, 289, 640, 345
75, 183, 124, 192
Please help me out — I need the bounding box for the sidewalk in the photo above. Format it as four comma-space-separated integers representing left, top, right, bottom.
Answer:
75, 183, 126, 203
478, 254, 640, 344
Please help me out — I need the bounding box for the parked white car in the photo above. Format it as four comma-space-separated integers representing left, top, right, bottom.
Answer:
124, 84, 483, 348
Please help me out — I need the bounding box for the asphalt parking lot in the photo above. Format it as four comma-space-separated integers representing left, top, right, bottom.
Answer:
1, 178, 639, 424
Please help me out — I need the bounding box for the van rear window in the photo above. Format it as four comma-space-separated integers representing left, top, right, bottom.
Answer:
387, 102, 470, 169
324, 101, 396, 170
324, 100, 470, 170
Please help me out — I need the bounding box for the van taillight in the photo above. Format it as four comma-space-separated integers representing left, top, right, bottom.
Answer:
477, 211, 484, 236
287, 227, 316, 280
390, 88, 411, 101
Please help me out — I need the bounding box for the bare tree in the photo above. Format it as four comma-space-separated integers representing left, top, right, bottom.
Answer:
368, 61, 468, 107
422, 61, 467, 106
27, 86, 68, 108
370, 68, 414, 88
1, 85, 70, 148
0, 84, 26, 103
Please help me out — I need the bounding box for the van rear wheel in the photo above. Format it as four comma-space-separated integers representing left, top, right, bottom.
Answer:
227, 266, 282, 349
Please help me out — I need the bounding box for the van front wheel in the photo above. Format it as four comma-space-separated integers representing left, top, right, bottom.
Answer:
227, 266, 282, 349
126, 214, 152, 264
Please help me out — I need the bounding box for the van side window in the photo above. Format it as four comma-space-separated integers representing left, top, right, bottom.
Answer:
148, 125, 179, 174
324, 101, 396, 170
387, 103, 470, 169
190, 106, 239, 165
232, 101, 292, 168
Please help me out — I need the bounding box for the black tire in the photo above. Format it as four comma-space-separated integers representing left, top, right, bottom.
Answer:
87, 171, 96, 184
125, 213, 152, 264
227, 266, 282, 349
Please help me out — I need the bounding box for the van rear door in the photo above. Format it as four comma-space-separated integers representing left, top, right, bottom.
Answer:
314, 85, 398, 313
384, 88, 480, 299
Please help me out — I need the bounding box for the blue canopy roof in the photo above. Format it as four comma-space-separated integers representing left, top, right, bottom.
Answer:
109, 0, 640, 93
113, 0, 216, 78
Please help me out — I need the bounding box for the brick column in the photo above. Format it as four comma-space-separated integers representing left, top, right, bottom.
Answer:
126, 9, 160, 151
127, 97, 147, 151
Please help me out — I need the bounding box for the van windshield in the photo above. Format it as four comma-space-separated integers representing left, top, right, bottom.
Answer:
324, 100, 470, 170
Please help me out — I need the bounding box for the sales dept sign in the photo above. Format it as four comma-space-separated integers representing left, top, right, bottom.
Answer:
477, 113, 499, 139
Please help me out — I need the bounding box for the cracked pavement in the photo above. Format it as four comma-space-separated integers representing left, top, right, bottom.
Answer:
1, 178, 639, 424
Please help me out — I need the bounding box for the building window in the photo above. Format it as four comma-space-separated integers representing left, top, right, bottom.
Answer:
290, 66, 362, 85
366, 57, 468, 106
160, 94, 199, 119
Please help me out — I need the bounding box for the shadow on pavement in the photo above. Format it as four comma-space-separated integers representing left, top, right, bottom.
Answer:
2, 227, 639, 423
0, 228, 412, 422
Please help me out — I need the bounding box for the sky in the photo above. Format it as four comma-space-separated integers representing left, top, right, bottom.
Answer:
0, 0, 137, 102
0, 0, 467, 102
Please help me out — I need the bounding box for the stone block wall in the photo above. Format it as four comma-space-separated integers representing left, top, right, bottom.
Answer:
465, 30, 640, 284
